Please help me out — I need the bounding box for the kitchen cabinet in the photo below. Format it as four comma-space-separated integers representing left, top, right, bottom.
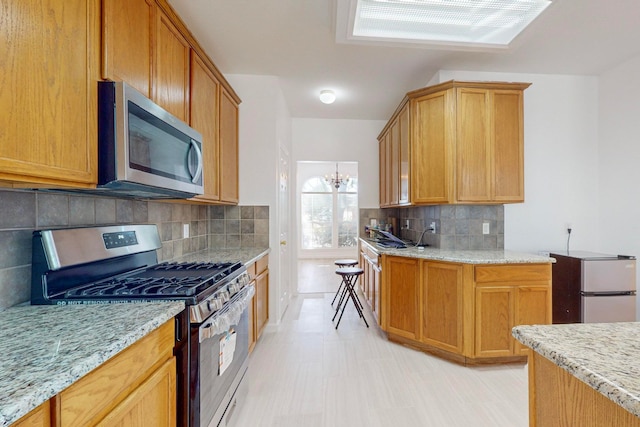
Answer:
528, 352, 640, 427
376, 245, 551, 364
248, 254, 269, 351
0, 0, 99, 188
383, 256, 419, 339
189, 52, 221, 202
102, 0, 155, 98
154, 7, 190, 123
378, 81, 530, 206
58, 319, 175, 426
378, 103, 409, 207
474, 265, 552, 358
219, 88, 240, 204
420, 261, 464, 354
13, 400, 50, 427
359, 240, 382, 325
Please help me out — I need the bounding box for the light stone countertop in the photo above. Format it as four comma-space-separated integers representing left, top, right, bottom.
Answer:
360, 238, 553, 264
176, 247, 270, 266
513, 322, 640, 417
0, 302, 185, 427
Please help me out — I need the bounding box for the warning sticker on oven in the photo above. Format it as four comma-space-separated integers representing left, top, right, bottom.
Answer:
219, 329, 237, 376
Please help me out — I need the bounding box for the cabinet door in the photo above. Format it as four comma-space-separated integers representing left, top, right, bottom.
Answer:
378, 135, 388, 207
421, 262, 464, 353
373, 263, 381, 325
514, 285, 551, 355
96, 358, 176, 427
13, 401, 50, 427
154, 8, 190, 122
255, 269, 269, 339
411, 90, 454, 204
0, 0, 98, 187
492, 90, 524, 202
456, 88, 491, 202
475, 286, 514, 357
398, 103, 410, 205
389, 119, 400, 205
102, 0, 154, 98
190, 52, 221, 202
384, 256, 419, 339
248, 290, 256, 353
219, 87, 239, 204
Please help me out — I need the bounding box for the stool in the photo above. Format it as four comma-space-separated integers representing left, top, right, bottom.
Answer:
331, 259, 358, 307
332, 267, 368, 329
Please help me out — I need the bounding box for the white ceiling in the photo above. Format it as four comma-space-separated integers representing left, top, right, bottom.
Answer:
168, 0, 640, 121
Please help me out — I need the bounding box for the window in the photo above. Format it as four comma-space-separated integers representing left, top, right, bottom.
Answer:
300, 164, 358, 253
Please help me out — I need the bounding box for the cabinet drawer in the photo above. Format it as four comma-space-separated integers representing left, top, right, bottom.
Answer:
475, 264, 551, 284
59, 320, 175, 426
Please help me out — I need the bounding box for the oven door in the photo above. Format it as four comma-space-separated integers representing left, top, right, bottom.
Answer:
193, 306, 249, 427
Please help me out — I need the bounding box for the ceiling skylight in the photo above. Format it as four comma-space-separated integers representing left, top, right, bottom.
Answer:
349, 0, 552, 48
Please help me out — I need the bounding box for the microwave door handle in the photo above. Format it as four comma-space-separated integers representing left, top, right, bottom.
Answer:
189, 139, 203, 183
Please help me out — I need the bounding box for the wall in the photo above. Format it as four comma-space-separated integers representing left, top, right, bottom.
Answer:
227, 74, 292, 325
435, 70, 601, 254
0, 190, 268, 311
598, 53, 640, 317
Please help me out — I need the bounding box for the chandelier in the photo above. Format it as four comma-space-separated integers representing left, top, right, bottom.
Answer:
325, 163, 349, 189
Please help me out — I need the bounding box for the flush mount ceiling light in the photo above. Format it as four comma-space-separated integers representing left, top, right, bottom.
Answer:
319, 89, 336, 104
347, 0, 552, 48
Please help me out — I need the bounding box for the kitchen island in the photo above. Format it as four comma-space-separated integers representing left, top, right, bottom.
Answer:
0, 302, 184, 426
513, 323, 640, 426
359, 238, 554, 365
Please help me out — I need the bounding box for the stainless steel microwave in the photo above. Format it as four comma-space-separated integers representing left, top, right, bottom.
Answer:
97, 81, 204, 198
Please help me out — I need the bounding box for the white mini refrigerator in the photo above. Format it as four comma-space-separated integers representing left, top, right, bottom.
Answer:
551, 251, 637, 323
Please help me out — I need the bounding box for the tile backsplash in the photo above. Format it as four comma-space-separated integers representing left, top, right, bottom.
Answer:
0, 189, 268, 310
360, 205, 504, 250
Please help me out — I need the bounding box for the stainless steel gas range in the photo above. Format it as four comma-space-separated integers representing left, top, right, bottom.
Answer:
30, 224, 254, 427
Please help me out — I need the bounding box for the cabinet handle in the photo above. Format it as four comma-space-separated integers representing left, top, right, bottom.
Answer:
280, 240, 287, 245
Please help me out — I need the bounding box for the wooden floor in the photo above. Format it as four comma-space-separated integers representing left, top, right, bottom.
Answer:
232, 261, 529, 427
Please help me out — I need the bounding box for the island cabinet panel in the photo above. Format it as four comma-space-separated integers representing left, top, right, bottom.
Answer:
57, 320, 175, 426
384, 256, 419, 339
154, 8, 190, 122
359, 241, 382, 325
420, 261, 464, 354
102, 0, 155, 98
13, 400, 50, 427
0, 0, 99, 187
530, 352, 640, 427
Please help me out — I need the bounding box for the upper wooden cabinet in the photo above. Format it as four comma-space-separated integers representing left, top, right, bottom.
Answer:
219, 88, 240, 204
0, 0, 99, 188
190, 52, 221, 202
154, 7, 190, 122
378, 81, 530, 206
102, 0, 155, 98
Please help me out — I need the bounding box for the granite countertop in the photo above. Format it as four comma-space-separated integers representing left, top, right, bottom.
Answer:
176, 247, 270, 266
0, 302, 184, 427
360, 238, 553, 264
513, 323, 640, 417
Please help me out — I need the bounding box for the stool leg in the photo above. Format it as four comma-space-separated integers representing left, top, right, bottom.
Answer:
335, 274, 369, 329
347, 276, 369, 327
332, 280, 349, 321
331, 277, 345, 307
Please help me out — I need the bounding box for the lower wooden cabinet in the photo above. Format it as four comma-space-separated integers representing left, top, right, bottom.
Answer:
248, 254, 269, 353
420, 261, 464, 354
379, 250, 552, 364
12, 400, 50, 427
58, 319, 175, 426
383, 256, 419, 340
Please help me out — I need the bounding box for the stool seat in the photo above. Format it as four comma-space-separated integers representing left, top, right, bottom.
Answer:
334, 259, 358, 267
335, 267, 364, 276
